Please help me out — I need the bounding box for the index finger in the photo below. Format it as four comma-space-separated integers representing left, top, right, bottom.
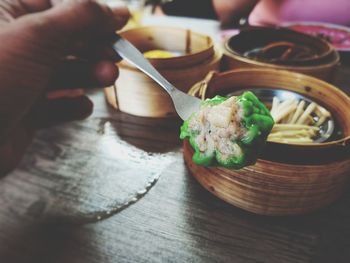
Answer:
45, 1, 130, 36
16, 0, 130, 46
18, 0, 130, 26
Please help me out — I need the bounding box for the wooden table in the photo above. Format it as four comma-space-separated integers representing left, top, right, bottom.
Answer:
1, 56, 350, 263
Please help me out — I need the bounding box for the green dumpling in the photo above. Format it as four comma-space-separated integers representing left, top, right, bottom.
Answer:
180, 91, 274, 169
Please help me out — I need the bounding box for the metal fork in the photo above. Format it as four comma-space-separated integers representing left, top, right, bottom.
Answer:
113, 35, 202, 120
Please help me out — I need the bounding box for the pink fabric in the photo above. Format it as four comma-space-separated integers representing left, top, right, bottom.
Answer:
249, 0, 350, 26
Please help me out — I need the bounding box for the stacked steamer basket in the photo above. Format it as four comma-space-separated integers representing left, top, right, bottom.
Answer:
105, 26, 222, 117
223, 27, 340, 82
184, 69, 350, 216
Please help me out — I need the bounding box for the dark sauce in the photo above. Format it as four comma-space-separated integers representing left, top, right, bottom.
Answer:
243, 41, 318, 63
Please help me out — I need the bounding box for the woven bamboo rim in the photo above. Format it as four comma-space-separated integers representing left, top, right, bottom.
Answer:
223, 47, 340, 81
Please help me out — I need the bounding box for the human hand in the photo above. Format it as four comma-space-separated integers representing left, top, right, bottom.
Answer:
0, 0, 129, 176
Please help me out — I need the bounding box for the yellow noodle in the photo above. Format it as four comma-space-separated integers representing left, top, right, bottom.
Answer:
272, 102, 298, 123
296, 102, 316, 124
290, 100, 305, 124
272, 124, 319, 131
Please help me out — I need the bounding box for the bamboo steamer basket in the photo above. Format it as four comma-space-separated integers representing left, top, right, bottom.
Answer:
226, 27, 334, 65
184, 69, 350, 216
222, 28, 340, 82
104, 26, 222, 118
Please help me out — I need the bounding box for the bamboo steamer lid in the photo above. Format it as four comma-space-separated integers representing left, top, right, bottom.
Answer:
105, 26, 222, 118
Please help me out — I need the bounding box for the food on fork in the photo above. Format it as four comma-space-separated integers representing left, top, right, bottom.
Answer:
180, 92, 274, 169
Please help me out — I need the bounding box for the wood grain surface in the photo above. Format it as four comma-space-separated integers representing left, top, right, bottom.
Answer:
0, 65, 349, 263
